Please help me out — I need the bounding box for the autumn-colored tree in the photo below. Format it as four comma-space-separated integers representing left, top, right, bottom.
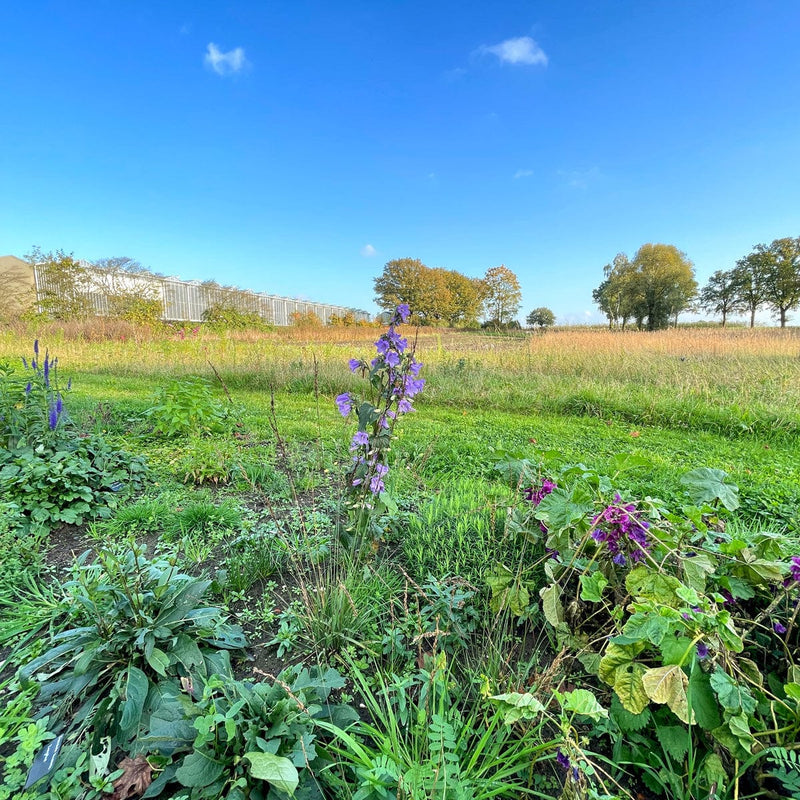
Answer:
481, 265, 522, 327
374, 258, 483, 327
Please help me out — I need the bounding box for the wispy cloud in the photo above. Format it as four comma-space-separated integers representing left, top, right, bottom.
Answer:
204, 43, 248, 76
558, 166, 601, 189
477, 36, 548, 67
514, 169, 534, 179
360, 244, 377, 257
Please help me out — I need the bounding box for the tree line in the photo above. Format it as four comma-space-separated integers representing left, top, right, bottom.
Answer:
593, 237, 800, 330
373, 258, 527, 328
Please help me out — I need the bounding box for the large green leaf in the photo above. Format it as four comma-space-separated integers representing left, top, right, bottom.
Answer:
489, 692, 546, 724
626, 566, 683, 607
688, 667, 722, 731
613, 662, 649, 715
579, 572, 608, 603
175, 749, 225, 788
680, 468, 739, 511
244, 752, 299, 796
709, 669, 757, 715
539, 583, 564, 628
598, 641, 645, 686
561, 689, 607, 720
119, 665, 149, 736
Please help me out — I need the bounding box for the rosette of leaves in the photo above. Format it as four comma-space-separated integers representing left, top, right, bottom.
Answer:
144, 377, 231, 439
19, 546, 246, 754
139, 665, 359, 800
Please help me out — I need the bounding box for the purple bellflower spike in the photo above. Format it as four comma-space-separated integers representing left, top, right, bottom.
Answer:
21, 357, 28, 369
25, 382, 32, 395
56, 394, 63, 415
394, 304, 410, 324
33, 340, 39, 357
48, 405, 58, 430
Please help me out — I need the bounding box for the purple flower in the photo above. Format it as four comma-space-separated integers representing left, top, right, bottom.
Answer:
33, 340, 39, 356
24, 382, 32, 395
48, 405, 58, 430
397, 398, 414, 414
556, 749, 570, 772
349, 358, 361, 372
591, 500, 651, 564
784, 556, 800, 587
774, 622, 787, 635
385, 351, 400, 368
409, 359, 423, 377
613, 552, 627, 566
375, 337, 390, 356
350, 430, 369, 449
56, 393, 63, 415
21, 357, 28, 369
335, 392, 352, 417
43, 355, 50, 387
394, 304, 411, 324
402, 375, 425, 398
525, 479, 557, 505
369, 463, 389, 494
696, 642, 709, 660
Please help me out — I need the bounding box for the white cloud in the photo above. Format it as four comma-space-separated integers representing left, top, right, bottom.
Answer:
204, 43, 248, 76
478, 36, 548, 67
360, 244, 377, 257
558, 166, 601, 189
514, 169, 533, 179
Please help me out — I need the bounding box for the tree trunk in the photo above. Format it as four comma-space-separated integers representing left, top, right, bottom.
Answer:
780, 307, 787, 327
721, 310, 727, 328
750, 307, 756, 328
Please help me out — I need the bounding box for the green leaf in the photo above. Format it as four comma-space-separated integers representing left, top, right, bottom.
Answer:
489, 692, 546, 724
175, 749, 225, 788
699, 753, 728, 795
680, 468, 739, 511
688, 667, 722, 731
244, 752, 299, 795
539, 584, 564, 628
682, 553, 716, 592
561, 689, 608, 720
623, 612, 670, 646
609, 453, 653, 474
579, 572, 609, 603
119, 666, 149, 735
598, 641, 645, 685
626, 566, 683, 607
610, 694, 651, 732
613, 662, 649, 715
709, 668, 757, 715
656, 725, 690, 763
659, 636, 694, 666
642, 665, 694, 724
146, 647, 171, 677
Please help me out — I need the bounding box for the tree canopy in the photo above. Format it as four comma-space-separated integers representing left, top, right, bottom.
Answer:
526, 307, 556, 329
482, 265, 522, 328
373, 258, 487, 327
593, 244, 697, 331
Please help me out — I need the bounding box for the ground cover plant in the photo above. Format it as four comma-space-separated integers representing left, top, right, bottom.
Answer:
1, 318, 799, 799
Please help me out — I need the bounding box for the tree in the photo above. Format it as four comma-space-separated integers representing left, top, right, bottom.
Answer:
526, 307, 556, 329
94, 256, 163, 323
630, 244, 697, 330
481, 265, 522, 328
373, 258, 484, 327
730, 252, 769, 328
443, 270, 483, 327
593, 253, 637, 329
699, 269, 742, 327
747, 238, 800, 327
374, 258, 438, 325
25, 246, 94, 320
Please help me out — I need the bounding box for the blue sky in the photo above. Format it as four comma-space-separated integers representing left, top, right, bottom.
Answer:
2, 1, 799, 322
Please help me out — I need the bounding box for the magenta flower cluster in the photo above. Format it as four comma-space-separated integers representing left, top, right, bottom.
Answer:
591, 495, 651, 566
336, 305, 423, 497
784, 556, 800, 588
524, 478, 557, 505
